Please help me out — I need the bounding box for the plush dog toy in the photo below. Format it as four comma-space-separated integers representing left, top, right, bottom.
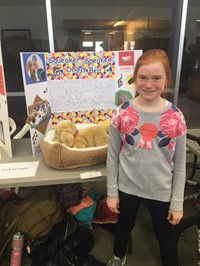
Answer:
53, 120, 109, 148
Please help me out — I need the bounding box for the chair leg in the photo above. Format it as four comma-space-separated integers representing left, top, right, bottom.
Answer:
127, 233, 133, 254
188, 154, 198, 180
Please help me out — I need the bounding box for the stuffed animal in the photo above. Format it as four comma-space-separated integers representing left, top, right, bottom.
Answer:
53, 120, 109, 148
53, 120, 77, 148
98, 120, 110, 134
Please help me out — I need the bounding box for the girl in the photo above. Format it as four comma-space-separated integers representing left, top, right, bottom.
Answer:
106, 49, 186, 266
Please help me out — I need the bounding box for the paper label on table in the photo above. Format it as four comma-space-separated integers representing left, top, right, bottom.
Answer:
80, 171, 102, 179
0, 161, 39, 179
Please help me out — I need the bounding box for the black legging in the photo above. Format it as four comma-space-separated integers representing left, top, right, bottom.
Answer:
114, 191, 179, 266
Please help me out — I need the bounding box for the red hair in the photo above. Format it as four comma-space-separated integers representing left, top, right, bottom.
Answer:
133, 49, 172, 87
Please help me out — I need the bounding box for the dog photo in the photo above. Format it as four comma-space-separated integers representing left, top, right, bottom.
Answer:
26, 100, 51, 129
23, 53, 47, 85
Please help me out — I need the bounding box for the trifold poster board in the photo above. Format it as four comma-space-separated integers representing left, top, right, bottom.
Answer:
0, 42, 12, 157
20, 50, 142, 157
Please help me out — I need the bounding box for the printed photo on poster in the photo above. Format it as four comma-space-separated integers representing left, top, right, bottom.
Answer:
118, 51, 134, 66
26, 97, 51, 130
22, 53, 47, 85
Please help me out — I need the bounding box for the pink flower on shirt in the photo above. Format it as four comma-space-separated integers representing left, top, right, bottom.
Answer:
167, 141, 175, 152
121, 135, 126, 143
111, 109, 120, 130
160, 108, 186, 138
111, 106, 139, 134
119, 106, 139, 134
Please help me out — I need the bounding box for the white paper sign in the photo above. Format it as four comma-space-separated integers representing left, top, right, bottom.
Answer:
0, 161, 39, 179
80, 171, 102, 179
48, 78, 116, 112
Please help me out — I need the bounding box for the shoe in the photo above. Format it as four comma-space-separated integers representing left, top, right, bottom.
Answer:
107, 255, 126, 266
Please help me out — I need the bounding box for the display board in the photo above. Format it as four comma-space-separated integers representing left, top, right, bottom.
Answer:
20, 50, 142, 156
0, 42, 12, 157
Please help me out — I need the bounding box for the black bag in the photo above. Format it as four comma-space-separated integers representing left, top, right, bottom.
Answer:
63, 226, 94, 258
31, 224, 94, 266
31, 213, 77, 266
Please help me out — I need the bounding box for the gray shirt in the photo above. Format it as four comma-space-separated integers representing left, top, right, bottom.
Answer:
107, 100, 187, 211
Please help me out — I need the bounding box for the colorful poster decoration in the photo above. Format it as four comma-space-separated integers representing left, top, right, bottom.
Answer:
115, 50, 142, 106
21, 53, 51, 157
45, 51, 115, 80
20, 50, 142, 156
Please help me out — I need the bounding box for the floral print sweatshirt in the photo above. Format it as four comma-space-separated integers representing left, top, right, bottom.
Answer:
107, 100, 187, 211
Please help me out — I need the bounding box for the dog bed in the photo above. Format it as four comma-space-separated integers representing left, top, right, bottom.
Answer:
40, 124, 108, 169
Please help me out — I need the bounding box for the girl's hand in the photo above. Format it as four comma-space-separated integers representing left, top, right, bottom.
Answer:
167, 209, 183, 225
106, 196, 120, 214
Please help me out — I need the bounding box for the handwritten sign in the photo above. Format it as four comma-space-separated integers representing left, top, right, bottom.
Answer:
0, 161, 39, 179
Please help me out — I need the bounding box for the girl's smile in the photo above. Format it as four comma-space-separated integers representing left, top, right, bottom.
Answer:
135, 62, 167, 102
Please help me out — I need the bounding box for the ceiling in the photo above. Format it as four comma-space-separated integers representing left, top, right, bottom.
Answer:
63, 19, 171, 31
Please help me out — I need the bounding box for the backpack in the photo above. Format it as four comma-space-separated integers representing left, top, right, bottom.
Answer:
0, 186, 63, 263
30, 225, 94, 266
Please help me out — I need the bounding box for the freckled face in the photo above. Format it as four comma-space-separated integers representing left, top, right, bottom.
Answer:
135, 62, 167, 101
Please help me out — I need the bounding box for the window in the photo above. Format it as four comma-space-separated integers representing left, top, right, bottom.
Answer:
177, 0, 200, 128
0, 0, 48, 127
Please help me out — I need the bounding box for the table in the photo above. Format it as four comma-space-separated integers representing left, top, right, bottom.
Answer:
1, 130, 199, 188
186, 129, 200, 179
0, 138, 107, 189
